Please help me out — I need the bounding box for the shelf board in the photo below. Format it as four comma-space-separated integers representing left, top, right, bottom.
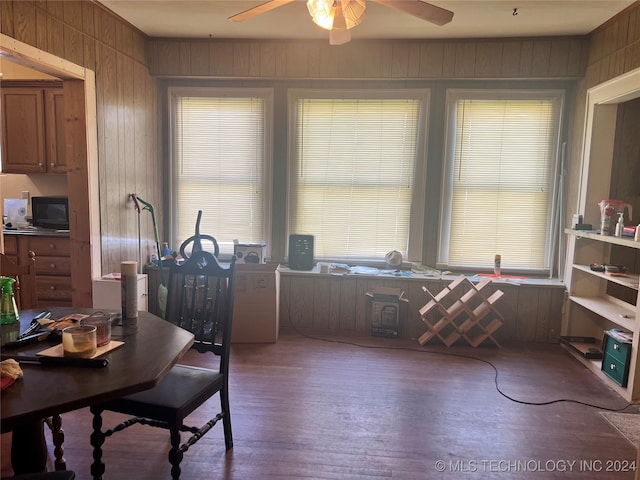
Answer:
566, 228, 640, 249
569, 295, 636, 330
573, 264, 639, 290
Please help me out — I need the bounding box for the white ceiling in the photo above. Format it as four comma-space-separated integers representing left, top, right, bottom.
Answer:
98, 0, 635, 43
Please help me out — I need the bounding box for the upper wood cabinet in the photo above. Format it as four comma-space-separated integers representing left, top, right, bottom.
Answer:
1, 81, 66, 174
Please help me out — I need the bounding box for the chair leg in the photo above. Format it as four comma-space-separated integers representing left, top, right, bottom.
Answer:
89, 406, 106, 480
168, 428, 183, 480
46, 414, 67, 471
221, 387, 233, 451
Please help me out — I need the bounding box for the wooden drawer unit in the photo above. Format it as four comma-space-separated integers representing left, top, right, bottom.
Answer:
33, 255, 72, 276
36, 276, 72, 305
3, 235, 19, 264
601, 333, 632, 387
6, 234, 73, 307
3, 235, 18, 255
25, 236, 71, 257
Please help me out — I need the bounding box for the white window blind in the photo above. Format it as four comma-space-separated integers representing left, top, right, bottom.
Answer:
439, 90, 563, 271
170, 89, 271, 257
289, 92, 427, 261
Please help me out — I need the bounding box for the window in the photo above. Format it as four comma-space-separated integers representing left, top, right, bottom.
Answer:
288, 89, 429, 262
168, 87, 273, 258
438, 89, 564, 272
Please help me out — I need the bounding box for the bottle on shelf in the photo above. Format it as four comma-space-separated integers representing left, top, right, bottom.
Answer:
0, 276, 20, 346
615, 213, 625, 237
494, 255, 501, 276
635, 224, 640, 242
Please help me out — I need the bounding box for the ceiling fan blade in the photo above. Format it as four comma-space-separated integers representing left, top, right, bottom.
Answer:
229, 0, 297, 22
329, 28, 351, 46
370, 0, 453, 26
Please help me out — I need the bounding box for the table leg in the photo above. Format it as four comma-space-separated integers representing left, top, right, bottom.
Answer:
10, 419, 47, 474
90, 406, 106, 480
46, 414, 67, 470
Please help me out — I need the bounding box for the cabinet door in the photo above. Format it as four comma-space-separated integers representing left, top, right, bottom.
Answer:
45, 88, 67, 174
1, 88, 47, 173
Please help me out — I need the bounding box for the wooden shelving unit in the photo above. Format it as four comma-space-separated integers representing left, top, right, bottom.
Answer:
561, 68, 640, 401
563, 230, 640, 400
418, 275, 504, 347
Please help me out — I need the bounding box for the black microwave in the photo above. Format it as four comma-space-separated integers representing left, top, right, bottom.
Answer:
31, 196, 69, 230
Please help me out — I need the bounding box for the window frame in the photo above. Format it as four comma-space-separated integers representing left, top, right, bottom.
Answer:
286, 88, 430, 264
437, 88, 565, 274
167, 86, 274, 260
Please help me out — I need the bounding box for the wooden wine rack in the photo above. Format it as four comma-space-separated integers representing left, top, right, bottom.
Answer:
418, 275, 504, 347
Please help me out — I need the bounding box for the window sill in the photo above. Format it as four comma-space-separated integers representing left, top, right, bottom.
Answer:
277, 265, 565, 288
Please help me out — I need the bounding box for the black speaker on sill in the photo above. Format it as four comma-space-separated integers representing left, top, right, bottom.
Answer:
288, 234, 314, 270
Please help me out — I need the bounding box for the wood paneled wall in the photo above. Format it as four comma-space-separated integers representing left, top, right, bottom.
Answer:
147, 36, 588, 80
279, 273, 565, 344
2, 1, 638, 337
550, 2, 640, 268
0, 0, 162, 275
585, 2, 640, 89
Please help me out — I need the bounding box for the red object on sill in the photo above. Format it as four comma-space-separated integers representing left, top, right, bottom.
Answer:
476, 273, 527, 280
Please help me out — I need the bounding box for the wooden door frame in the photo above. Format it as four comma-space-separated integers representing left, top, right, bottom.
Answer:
1, 34, 101, 307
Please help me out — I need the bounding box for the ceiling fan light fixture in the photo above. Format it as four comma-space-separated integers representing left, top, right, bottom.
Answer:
307, 0, 366, 31
307, 0, 334, 29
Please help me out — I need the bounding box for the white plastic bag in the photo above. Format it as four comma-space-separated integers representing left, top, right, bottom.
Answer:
3, 198, 28, 227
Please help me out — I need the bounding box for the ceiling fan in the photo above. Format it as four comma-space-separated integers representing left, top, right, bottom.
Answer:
229, 0, 454, 45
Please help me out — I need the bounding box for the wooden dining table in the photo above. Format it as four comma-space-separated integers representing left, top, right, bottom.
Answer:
1, 307, 194, 475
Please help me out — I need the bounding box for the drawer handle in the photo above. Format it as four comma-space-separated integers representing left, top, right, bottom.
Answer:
614, 344, 619, 350
50, 263, 56, 269
50, 285, 56, 291
49, 243, 56, 249
609, 364, 617, 371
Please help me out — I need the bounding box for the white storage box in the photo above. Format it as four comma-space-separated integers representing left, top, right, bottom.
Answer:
233, 242, 267, 264
92, 273, 148, 312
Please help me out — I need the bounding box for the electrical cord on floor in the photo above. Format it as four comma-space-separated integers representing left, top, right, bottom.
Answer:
280, 294, 640, 413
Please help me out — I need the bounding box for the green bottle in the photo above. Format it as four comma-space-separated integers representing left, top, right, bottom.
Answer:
0, 276, 20, 346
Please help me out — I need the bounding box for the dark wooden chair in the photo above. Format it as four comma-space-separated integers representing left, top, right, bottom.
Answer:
0, 251, 37, 310
90, 250, 237, 480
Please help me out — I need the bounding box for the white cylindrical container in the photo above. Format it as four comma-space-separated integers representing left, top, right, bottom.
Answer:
615, 213, 624, 237
494, 255, 501, 276
635, 225, 640, 242
121, 261, 138, 320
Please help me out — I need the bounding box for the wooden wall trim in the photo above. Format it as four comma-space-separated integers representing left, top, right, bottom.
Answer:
0, 80, 63, 88
146, 37, 589, 80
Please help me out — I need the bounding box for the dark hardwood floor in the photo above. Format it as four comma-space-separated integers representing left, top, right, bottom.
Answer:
2, 330, 639, 479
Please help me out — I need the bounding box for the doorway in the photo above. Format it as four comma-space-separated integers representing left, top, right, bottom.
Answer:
0, 34, 100, 306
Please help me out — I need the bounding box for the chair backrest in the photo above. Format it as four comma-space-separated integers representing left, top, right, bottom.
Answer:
0, 252, 37, 310
164, 250, 236, 372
